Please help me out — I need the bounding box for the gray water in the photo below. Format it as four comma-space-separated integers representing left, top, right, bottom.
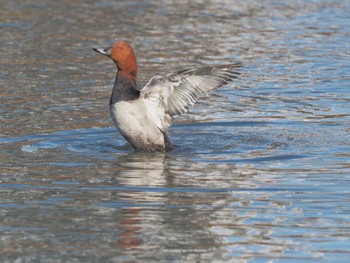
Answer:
1, 0, 350, 262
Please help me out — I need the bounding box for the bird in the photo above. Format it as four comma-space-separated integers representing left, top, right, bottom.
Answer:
93, 41, 241, 152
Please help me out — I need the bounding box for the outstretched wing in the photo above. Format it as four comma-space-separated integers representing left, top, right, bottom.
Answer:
140, 63, 241, 131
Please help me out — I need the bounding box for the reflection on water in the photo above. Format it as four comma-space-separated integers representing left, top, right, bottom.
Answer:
1, 0, 350, 262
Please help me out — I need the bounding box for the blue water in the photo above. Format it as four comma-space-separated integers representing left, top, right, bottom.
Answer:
1, 0, 350, 262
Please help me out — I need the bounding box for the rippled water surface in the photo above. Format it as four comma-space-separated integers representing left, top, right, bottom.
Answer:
1, 0, 350, 262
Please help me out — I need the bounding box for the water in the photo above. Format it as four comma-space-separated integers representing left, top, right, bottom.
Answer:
1, 0, 349, 262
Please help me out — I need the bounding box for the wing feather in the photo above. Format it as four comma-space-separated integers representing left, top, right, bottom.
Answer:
140, 63, 241, 131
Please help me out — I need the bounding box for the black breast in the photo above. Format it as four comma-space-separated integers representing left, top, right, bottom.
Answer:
110, 73, 140, 105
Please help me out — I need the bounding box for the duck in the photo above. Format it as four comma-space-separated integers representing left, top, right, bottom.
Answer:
93, 41, 241, 152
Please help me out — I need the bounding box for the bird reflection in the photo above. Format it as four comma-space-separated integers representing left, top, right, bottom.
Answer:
106, 152, 239, 258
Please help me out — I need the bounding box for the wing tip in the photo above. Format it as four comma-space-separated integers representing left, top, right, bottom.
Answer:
219, 62, 243, 71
